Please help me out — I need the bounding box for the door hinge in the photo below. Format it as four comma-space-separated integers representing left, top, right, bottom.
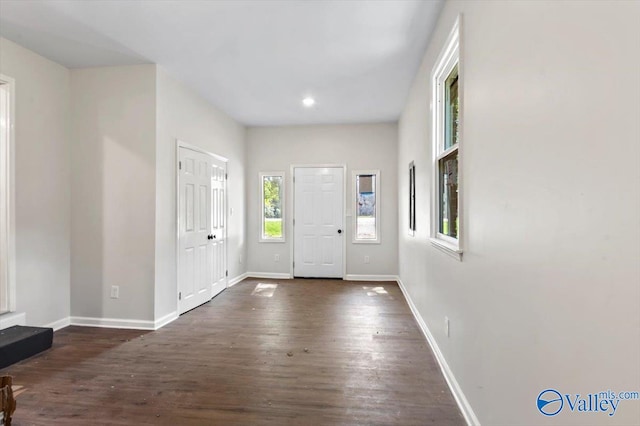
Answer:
293, 218, 295, 226
293, 176, 295, 183
293, 261, 295, 268
178, 292, 182, 300
225, 270, 228, 277
179, 161, 182, 170
225, 173, 228, 180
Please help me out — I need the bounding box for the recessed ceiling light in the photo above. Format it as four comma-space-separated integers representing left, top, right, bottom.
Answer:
302, 97, 316, 108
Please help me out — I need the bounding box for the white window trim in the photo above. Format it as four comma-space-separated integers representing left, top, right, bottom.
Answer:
353, 170, 380, 244
259, 171, 285, 243
430, 17, 463, 261
0, 74, 16, 313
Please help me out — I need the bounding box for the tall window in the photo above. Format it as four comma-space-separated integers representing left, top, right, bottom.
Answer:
260, 172, 285, 242
431, 18, 462, 259
353, 170, 380, 243
0, 75, 15, 313
409, 161, 416, 236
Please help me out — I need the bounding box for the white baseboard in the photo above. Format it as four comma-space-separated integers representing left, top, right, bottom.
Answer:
70, 316, 157, 331
43, 312, 176, 332
246, 272, 291, 279
344, 274, 399, 282
228, 272, 248, 287
396, 277, 480, 426
0, 311, 26, 330
153, 311, 178, 330
246, 273, 398, 282
44, 316, 71, 331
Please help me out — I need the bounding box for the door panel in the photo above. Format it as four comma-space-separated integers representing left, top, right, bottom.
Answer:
179, 148, 228, 314
210, 161, 227, 297
179, 148, 212, 314
184, 247, 195, 298
294, 167, 344, 278
185, 184, 194, 231
321, 236, 334, 265
302, 235, 315, 265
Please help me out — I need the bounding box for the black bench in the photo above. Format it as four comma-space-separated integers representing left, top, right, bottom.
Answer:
0, 326, 53, 370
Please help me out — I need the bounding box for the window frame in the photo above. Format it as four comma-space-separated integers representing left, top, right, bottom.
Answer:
259, 171, 285, 243
431, 17, 463, 260
409, 161, 416, 236
352, 169, 381, 244
0, 74, 16, 313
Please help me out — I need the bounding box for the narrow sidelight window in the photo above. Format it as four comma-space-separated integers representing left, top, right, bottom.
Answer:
260, 172, 285, 242
353, 170, 380, 243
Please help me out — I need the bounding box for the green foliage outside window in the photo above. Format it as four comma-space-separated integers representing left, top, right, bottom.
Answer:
262, 176, 283, 239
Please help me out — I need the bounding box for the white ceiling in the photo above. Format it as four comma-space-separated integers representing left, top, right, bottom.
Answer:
0, 0, 443, 126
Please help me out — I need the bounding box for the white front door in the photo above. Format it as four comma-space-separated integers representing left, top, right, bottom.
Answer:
293, 167, 344, 278
210, 158, 227, 298
178, 147, 228, 314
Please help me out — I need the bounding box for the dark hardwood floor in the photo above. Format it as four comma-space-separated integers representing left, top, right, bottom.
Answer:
1, 278, 464, 425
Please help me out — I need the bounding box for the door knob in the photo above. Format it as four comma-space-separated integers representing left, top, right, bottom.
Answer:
213, 235, 217, 239
207, 234, 213, 240
337, 229, 342, 234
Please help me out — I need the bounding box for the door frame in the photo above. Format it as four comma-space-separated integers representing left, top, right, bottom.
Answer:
175, 139, 229, 309
289, 164, 347, 279
0, 74, 16, 314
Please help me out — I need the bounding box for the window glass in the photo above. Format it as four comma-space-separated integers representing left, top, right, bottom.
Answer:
444, 65, 459, 150
262, 175, 283, 240
356, 174, 376, 240
438, 151, 458, 238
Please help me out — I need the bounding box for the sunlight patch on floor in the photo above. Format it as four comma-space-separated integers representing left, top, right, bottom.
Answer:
251, 283, 278, 297
363, 286, 387, 296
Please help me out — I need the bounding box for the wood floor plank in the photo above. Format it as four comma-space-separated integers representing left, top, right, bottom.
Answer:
1, 278, 464, 425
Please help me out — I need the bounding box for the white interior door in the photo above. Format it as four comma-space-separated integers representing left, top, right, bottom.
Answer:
178, 147, 217, 314
293, 167, 344, 278
210, 158, 227, 298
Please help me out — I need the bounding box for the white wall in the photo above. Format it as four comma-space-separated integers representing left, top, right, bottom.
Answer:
398, 1, 640, 425
0, 37, 71, 327
7, 55, 246, 327
155, 67, 246, 320
70, 65, 157, 322
246, 123, 398, 277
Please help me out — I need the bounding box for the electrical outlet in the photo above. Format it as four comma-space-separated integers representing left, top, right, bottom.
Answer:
111, 285, 119, 299
274, 254, 280, 262
364, 256, 370, 264
445, 316, 450, 337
